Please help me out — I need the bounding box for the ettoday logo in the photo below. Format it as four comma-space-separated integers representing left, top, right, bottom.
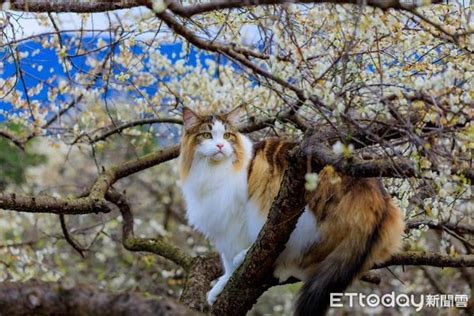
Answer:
330, 292, 469, 311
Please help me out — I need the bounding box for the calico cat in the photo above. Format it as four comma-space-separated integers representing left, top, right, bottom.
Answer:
178, 106, 404, 315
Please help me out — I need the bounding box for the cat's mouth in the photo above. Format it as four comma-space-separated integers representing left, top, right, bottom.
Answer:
210, 151, 226, 161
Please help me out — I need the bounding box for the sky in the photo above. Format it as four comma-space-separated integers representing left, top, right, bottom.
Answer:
0, 7, 262, 121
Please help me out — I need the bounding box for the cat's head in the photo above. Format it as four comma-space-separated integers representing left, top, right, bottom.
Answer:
180, 106, 242, 163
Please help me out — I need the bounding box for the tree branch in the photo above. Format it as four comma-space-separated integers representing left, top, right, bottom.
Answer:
406, 220, 474, 236
374, 252, 474, 269
264, 252, 474, 288
8, 0, 443, 14
0, 193, 112, 214
180, 254, 223, 311
105, 189, 225, 312
105, 189, 194, 270
0, 130, 25, 150
59, 213, 85, 257
10, 0, 140, 13
167, 0, 444, 17
302, 128, 416, 178
89, 117, 183, 144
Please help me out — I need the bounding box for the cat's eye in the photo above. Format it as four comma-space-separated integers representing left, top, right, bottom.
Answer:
223, 132, 232, 139
201, 132, 212, 139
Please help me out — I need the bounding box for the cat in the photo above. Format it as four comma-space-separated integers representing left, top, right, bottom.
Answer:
178, 106, 405, 315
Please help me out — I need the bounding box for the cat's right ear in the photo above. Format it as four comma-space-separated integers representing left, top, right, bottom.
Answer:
224, 103, 245, 126
183, 107, 200, 131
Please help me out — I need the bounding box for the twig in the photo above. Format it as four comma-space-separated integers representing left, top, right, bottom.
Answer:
59, 214, 85, 258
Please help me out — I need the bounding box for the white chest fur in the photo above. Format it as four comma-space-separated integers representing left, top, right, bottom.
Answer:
181, 159, 251, 262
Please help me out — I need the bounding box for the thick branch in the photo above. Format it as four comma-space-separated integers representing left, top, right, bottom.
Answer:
374, 252, 474, 269
10, 0, 140, 12
0, 144, 179, 215
266, 252, 474, 287
167, 0, 444, 17
9, 0, 443, 14
88, 145, 180, 200
0, 279, 195, 316
303, 128, 416, 178
0, 193, 111, 214
180, 254, 223, 312
125, 237, 194, 270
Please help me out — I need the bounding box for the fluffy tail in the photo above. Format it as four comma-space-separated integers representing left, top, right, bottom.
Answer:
295, 219, 384, 316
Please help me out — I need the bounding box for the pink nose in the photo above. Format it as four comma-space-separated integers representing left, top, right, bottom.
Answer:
216, 143, 224, 150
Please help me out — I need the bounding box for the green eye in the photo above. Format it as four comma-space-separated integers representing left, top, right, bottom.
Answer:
223, 132, 231, 139
201, 132, 212, 139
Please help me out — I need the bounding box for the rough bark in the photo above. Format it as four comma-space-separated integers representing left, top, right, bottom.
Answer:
180, 255, 223, 312
374, 252, 474, 269
0, 193, 112, 215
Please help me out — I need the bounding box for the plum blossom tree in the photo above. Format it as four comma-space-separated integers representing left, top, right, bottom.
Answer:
0, 0, 472, 315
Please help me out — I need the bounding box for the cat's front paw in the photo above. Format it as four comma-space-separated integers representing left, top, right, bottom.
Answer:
273, 265, 292, 283
207, 282, 224, 305
207, 274, 230, 305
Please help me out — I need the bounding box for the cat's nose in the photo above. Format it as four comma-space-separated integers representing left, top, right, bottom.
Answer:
216, 143, 224, 150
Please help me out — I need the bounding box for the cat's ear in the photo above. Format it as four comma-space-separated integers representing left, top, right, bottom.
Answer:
224, 103, 245, 126
182, 107, 201, 131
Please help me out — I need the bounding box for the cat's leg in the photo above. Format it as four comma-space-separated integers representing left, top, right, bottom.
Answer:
232, 247, 249, 266
207, 248, 251, 305
207, 272, 232, 305
207, 254, 234, 305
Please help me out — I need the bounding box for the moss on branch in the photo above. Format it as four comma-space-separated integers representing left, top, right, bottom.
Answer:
124, 237, 193, 271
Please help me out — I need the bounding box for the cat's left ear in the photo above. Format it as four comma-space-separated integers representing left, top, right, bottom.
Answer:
224, 103, 246, 126
183, 107, 201, 131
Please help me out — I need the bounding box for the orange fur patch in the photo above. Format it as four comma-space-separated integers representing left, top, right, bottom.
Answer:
232, 134, 246, 172
301, 167, 404, 271
248, 138, 296, 215
179, 133, 196, 180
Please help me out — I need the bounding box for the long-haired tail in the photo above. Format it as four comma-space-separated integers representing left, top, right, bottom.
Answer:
295, 219, 384, 316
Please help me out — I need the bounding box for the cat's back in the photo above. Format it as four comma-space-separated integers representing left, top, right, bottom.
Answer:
247, 137, 297, 214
